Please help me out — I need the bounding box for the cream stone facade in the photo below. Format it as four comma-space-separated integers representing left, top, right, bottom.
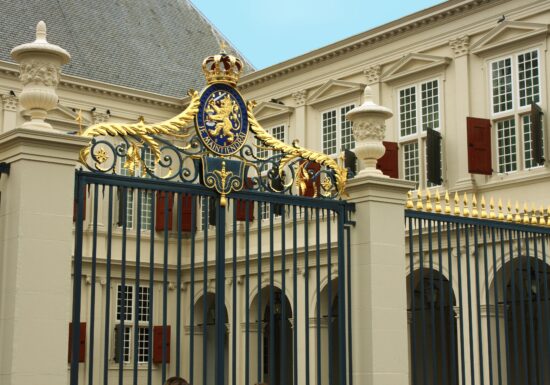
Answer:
0, 1, 549, 385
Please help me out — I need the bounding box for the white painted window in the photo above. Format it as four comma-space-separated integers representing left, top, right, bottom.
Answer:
115, 284, 151, 364
398, 79, 442, 188
321, 104, 355, 155
490, 49, 543, 172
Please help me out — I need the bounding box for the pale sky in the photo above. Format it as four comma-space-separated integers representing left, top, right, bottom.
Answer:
191, 0, 445, 69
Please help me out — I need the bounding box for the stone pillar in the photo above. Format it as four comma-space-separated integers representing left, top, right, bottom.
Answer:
1, 94, 18, 132
10, 21, 70, 131
0, 20, 89, 385
346, 176, 414, 385
346, 90, 415, 385
0, 129, 89, 385
292, 90, 307, 145
449, 36, 473, 190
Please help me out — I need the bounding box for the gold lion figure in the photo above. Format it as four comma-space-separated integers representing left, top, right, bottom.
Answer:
206, 95, 241, 143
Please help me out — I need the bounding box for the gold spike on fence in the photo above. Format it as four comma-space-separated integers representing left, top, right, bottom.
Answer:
406, 190, 550, 227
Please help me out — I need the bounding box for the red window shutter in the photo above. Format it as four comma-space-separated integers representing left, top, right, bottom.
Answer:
467, 117, 492, 175
73, 188, 87, 222
377, 141, 399, 178
68, 322, 86, 363
180, 194, 195, 232
155, 192, 174, 232
236, 178, 254, 221
153, 325, 171, 364
299, 161, 321, 197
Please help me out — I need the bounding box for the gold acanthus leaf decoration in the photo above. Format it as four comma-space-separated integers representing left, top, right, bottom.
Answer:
79, 90, 201, 166
247, 101, 348, 197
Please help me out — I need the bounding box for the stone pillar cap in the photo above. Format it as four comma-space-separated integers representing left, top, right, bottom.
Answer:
11, 21, 70, 63
346, 86, 393, 120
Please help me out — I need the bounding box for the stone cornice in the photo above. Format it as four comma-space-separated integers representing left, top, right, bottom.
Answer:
238, 0, 505, 91
0, 60, 186, 110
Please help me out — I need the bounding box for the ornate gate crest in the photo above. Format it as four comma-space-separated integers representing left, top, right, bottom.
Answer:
78, 49, 348, 203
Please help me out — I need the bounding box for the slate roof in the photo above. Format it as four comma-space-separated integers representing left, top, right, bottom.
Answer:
0, 0, 253, 98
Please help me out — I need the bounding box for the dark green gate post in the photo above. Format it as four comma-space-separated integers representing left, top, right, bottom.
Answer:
215, 198, 227, 385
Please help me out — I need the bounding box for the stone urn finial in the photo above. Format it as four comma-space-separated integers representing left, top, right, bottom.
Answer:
11, 21, 70, 131
346, 86, 393, 178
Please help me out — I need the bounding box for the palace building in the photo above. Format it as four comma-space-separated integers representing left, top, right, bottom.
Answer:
0, 1, 549, 385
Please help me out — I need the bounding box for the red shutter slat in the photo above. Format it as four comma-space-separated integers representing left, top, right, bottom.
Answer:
153, 325, 171, 364
73, 188, 87, 222
236, 178, 254, 221
467, 117, 492, 175
68, 322, 86, 363
299, 161, 321, 197
377, 141, 399, 178
180, 194, 195, 232
155, 192, 174, 232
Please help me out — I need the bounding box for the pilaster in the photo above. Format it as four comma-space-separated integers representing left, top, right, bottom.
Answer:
292, 90, 307, 145
1, 95, 18, 133
363, 65, 381, 103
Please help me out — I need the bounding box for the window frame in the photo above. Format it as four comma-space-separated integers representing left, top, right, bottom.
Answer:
488, 47, 544, 174
396, 77, 444, 188
113, 283, 152, 365
320, 103, 356, 156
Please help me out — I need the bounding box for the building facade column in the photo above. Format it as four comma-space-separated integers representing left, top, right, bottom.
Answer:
449, 36, 474, 191
1, 94, 18, 133
363, 65, 382, 104
291, 90, 307, 145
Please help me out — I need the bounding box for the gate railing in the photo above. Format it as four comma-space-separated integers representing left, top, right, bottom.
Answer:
405, 191, 550, 385
71, 171, 352, 385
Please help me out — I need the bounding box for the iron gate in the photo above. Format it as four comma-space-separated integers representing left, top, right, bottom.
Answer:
406, 196, 550, 385
69, 49, 353, 385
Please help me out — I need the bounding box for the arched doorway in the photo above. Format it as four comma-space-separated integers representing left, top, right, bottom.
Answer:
490, 257, 550, 385
250, 286, 293, 385
407, 268, 458, 385
193, 292, 229, 385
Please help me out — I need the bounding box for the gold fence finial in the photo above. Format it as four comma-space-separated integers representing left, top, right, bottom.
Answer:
497, 198, 504, 220
480, 196, 487, 218
471, 194, 478, 218
547, 206, 550, 226
462, 193, 470, 217
490, 197, 497, 219
522, 202, 529, 224
416, 190, 424, 210
531, 205, 538, 225
506, 200, 513, 222
514, 201, 521, 223
425, 189, 433, 212
444, 190, 451, 214
406, 191, 414, 209
454, 192, 460, 215
540, 206, 546, 226
435, 190, 442, 213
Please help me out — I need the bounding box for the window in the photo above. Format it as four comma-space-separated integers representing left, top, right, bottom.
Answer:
115, 285, 151, 364
321, 104, 355, 155
119, 146, 154, 230
398, 79, 442, 187
490, 49, 543, 173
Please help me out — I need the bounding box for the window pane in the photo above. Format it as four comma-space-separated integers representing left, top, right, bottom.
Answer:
117, 285, 133, 321
138, 286, 150, 322
340, 104, 355, 150
518, 50, 540, 107
119, 147, 134, 228
399, 86, 417, 137
322, 110, 337, 155
491, 58, 513, 113
140, 191, 153, 231
497, 119, 517, 173
272, 125, 285, 142
421, 80, 439, 131
137, 327, 150, 363
403, 141, 420, 185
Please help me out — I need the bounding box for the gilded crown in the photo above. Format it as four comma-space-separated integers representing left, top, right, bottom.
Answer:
202, 50, 243, 87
